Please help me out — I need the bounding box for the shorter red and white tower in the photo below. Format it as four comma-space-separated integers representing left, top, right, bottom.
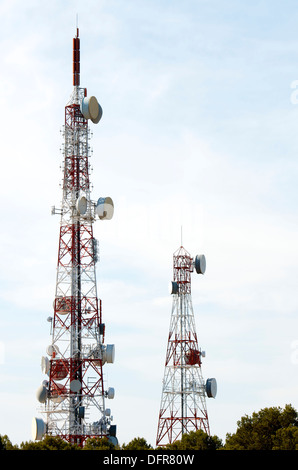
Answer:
156, 246, 217, 447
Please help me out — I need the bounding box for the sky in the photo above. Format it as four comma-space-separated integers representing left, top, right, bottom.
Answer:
0, 0, 298, 447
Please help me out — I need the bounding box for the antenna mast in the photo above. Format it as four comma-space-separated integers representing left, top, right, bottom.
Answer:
156, 246, 217, 446
73, 26, 80, 86
33, 28, 116, 448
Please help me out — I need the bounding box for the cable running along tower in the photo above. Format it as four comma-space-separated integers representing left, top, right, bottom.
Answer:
32, 29, 117, 447
156, 246, 217, 446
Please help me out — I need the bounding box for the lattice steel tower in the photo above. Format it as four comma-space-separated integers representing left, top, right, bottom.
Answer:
156, 246, 217, 447
32, 28, 117, 447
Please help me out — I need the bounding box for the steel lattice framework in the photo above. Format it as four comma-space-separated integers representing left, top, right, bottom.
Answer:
156, 246, 216, 447
33, 29, 116, 447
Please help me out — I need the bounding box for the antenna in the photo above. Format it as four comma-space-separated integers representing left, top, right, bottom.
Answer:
180, 226, 183, 246
73, 23, 80, 86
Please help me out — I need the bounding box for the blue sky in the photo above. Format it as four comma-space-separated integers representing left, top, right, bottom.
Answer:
0, 0, 298, 446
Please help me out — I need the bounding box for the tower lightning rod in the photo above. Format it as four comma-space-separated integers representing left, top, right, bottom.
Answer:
73, 25, 80, 87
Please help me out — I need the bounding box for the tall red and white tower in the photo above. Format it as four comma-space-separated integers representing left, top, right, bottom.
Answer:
32, 28, 117, 447
156, 246, 217, 447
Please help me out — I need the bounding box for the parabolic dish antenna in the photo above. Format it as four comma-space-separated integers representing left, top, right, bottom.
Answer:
206, 377, 217, 398
41, 356, 50, 375
32, 417, 46, 441
80, 96, 102, 124
96, 197, 114, 220
107, 387, 115, 399
194, 254, 206, 275
169, 281, 179, 295
102, 344, 115, 364
36, 384, 47, 403
109, 436, 118, 446
76, 194, 87, 215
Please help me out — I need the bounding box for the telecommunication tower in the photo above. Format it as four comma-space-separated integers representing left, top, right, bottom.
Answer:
32, 28, 117, 447
156, 246, 217, 447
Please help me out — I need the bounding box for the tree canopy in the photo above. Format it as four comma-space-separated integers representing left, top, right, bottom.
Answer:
121, 437, 153, 450
20, 435, 79, 450
0, 435, 17, 450
163, 429, 222, 450
2, 404, 298, 450
224, 404, 298, 450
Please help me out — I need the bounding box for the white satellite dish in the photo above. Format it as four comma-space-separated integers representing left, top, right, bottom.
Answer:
41, 356, 50, 375
102, 344, 115, 364
107, 387, 115, 399
36, 384, 47, 403
194, 254, 206, 274
169, 281, 179, 295
96, 197, 114, 220
32, 417, 46, 441
80, 96, 102, 124
76, 194, 87, 215
106, 344, 115, 363
46, 344, 60, 356
206, 377, 217, 398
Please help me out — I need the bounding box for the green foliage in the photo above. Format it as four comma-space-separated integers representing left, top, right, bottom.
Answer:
122, 437, 153, 450
19, 435, 79, 450
2, 404, 298, 450
83, 436, 119, 450
224, 404, 298, 450
164, 430, 223, 450
0, 435, 17, 450
272, 426, 298, 450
